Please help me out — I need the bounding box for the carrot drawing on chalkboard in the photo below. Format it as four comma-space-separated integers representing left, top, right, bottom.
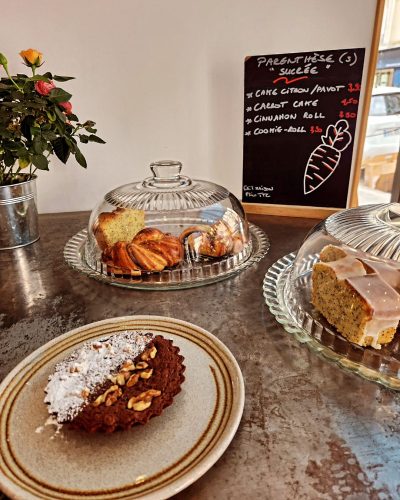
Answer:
303, 119, 352, 195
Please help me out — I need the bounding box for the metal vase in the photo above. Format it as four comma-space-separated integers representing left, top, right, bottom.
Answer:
0, 176, 39, 250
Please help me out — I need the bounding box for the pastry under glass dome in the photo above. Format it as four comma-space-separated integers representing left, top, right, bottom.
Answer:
65, 160, 269, 289
264, 204, 400, 390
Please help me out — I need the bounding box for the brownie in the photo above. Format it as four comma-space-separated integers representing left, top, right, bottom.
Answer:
70, 336, 184, 432
45, 333, 185, 433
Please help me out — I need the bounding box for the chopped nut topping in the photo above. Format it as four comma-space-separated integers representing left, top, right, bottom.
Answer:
140, 368, 153, 379
131, 400, 152, 411
126, 373, 140, 387
135, 361, 148, 370
127, 389, 161, 409
116, 373, 126, 386
105, 387, 122, 406
121, 360, 135, 372
141, 345, 157, 361
93, 385, 120, 407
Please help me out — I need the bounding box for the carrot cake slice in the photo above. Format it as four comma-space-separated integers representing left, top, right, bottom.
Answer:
312, 245, 400, 349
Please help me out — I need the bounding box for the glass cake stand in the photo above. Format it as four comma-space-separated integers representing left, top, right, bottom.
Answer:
65, 223, 269, 290
64, 160, 269, 290
263, 204, 400, 390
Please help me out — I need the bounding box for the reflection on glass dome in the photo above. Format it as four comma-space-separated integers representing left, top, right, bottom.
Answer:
84, 160, 252, 286
266, 203, 400, 389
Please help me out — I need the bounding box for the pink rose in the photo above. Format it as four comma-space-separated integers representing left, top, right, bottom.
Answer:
59, 101, 72, 115
35, 80, 56, 96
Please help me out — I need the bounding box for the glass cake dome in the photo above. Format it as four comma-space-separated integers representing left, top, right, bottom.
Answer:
264, 203, 400, 390
65, 160, 269, 289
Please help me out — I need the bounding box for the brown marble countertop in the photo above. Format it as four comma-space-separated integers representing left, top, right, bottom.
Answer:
1, 212, 400, 499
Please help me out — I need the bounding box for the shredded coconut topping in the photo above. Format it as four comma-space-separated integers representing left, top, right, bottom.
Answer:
44, 330, 154, 423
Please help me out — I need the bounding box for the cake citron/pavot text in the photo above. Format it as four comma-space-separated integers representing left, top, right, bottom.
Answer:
94, 208, 145, 250
312, 245, 400, 349
44, 331, 185, 433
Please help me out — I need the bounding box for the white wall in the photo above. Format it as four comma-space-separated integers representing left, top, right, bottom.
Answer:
2, 0, 377, 213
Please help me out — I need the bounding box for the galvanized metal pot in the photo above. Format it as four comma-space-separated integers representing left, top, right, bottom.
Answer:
0, 176, 39, 250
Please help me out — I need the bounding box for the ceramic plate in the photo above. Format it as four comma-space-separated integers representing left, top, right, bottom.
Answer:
0, 316, 244, 499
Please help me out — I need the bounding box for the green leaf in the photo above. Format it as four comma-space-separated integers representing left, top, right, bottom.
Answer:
33, 136, 47, 154
82, 120, 95, 128
28, 75, 50, 82
32, 154, 49, 170
88, 134, 106, 144
53, 75, 75, 82
85, 126, 97, 133
78, 134, 89, 144
21, 116, 35, 141
74, 146, 87, 168
4, 150, 14, 167
67, 113, 79, 122
52, 137, 70, 163
54, 105, 66, 123
42, 72, 53, 79
46, 110, 56, 122
18, 156, 31, 169
64, 136, 76, 153
30, 126, 41, 135
42, 130, 58, 141
48, 88, 72, 104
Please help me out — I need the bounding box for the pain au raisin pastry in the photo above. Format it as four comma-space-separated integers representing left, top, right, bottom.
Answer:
312, 245, 400, 349
44, 331, 185, 432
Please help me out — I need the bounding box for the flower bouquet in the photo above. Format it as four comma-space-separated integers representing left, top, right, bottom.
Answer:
0, 48, 105, 249
0, 48, 105, 186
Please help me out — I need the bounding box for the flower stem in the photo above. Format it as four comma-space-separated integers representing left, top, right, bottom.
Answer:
4, 66, 22, 91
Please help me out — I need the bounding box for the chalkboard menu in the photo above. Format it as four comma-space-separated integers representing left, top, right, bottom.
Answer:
242, 48, 365, 208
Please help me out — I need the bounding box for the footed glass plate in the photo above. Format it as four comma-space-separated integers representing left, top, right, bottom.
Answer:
65, 223, 269, 290
263, 253, 400, 390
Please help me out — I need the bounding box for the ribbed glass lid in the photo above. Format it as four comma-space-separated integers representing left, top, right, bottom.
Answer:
325, 203, 400, 261
104, 161, 230, 211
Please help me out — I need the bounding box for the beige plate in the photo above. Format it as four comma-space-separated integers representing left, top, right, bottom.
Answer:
0, 316, 244, 500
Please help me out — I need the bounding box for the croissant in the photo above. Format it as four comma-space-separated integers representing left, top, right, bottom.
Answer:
102, 228, 184, 274
179, 221, 244, 258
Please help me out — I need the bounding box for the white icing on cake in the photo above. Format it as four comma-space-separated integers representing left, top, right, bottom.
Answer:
321, 255, 367, 280
360, 318, 399, 350
44, 330, 153, 423
346, 274, 400, 320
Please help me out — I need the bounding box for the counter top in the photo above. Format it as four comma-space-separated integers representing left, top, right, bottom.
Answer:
1, 212, 400, 499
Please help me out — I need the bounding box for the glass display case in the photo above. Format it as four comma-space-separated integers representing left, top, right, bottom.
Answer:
264, 203, 400, 389
65, 161, 269, 289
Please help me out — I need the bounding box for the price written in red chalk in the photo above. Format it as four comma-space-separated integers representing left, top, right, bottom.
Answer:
339, 111, 357, 119
341, 98, 359, 106
347, 83, 361, 93
310, 125, 323, 134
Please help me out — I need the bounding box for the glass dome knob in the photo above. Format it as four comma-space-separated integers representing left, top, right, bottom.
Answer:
143, 160, 191, 189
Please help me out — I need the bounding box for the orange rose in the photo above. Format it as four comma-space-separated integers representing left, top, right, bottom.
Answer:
19, 48, 43, 67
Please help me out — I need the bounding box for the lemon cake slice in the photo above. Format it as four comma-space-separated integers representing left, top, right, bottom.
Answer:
312, 245, 400, 349
94, 208, 145, 250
